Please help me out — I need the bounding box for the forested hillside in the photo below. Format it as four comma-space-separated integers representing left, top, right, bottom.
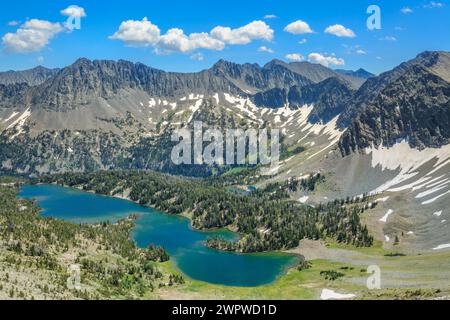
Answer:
38, 170, 374, 253
0, 177, 182, 300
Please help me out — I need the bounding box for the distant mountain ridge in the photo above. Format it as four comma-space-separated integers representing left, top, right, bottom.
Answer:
0, 66, 59, 86
335, 68, 374, 80
263, 59, 367, 89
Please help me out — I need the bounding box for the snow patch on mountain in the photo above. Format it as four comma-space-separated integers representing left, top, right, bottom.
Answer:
6, 108, 31, 138
422, 190, 450, 205
380, 209, 394, 223
187, 99, 204, 123
433, 244, 450, 251
367, 141, 450, 194
4, 112, 19, 123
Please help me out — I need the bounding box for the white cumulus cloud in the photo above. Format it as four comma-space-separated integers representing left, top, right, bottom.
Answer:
109, 17, 161, 47
324, 24, 356, 38
308, 53, 345, 67
110, 19, 274, 55
2, 19, 63, 53
61, 5, 87, 18
284, 20, 313, 35
158, 29, 224, 53
285, 53, 304, 62
264, 14, 277, 19
210, 20, 274, 45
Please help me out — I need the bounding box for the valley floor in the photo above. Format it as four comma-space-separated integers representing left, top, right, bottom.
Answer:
155, 239, 449, 300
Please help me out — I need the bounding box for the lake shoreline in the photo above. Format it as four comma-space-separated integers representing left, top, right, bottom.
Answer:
21, 183, 299, 287
39, 181, 300, 256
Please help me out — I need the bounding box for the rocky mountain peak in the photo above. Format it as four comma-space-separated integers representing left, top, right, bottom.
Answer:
337, 51, 450, 128
339, 58, 450, 154
72, 57, 92, 66
263, 59, 288, 69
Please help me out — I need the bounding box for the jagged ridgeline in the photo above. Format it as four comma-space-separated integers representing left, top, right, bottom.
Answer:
0, 51, 449, 178
0, 54, 372, 176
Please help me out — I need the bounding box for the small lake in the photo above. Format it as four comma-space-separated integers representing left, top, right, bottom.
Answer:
19, 184, 298, 287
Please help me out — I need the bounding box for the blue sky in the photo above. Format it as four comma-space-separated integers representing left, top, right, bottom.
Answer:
0, 0, 449, 74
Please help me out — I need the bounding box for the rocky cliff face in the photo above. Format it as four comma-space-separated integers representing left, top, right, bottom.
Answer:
338, 51, 450, 128
212, 59, 313, 93
340, 61, 450, 154
289, 77, 354, 123
252, 77, 354, 123
0, 83, 30, 109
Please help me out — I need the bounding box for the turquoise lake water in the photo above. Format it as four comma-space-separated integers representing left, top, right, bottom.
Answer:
19, 184, 298, 287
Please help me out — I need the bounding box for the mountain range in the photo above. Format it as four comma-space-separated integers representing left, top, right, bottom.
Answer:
1, 51, 448, 152
1, 50, 450, 252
